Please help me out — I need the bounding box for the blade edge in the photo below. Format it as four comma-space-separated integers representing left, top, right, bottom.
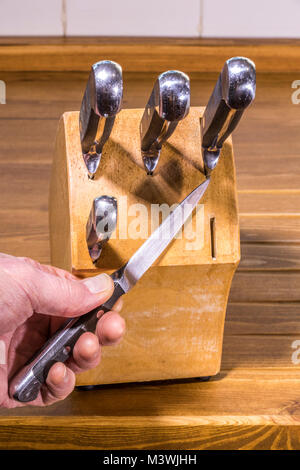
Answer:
118, 178, 210, 292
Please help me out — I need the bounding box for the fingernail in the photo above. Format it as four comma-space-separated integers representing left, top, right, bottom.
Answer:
61, 364, 68, 382
49, 363, 67, 386
83, 273, 112, 294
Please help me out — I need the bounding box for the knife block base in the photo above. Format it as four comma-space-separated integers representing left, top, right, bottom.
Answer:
49, 108, 240, 386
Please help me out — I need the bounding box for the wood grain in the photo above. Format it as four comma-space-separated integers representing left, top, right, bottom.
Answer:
1, 370, 300, 449
240, 215, 300, 243
240, 244, 300, 270
230, 272, 300, 302
1, 369, 300, 417
225, 303, 300, 335
0, 419, 299, 450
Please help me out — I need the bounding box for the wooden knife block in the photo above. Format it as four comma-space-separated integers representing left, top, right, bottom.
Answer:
49, 107, 240, 386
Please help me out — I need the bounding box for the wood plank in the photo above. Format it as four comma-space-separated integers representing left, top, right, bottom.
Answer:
0, 209, 49, 263
0, 72, 158, 118
0, 418, 299, 450
0, 163, 50, 210
2, 37, 300, 46
1, 38, 300, 73
222, 335, 300, 370
240, 244, 300, 270
1, 369, 299, 418
0, 119, 56, 163
238, 193, 300, 215
0, 163, 49, 261
229, 272, 300, 302
226, 303, 300, 335
240, 215, 300, 243
1, 370, 300, 449
0, 71, 157, 118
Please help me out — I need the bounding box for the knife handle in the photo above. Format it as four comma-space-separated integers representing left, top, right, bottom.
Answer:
9, 281, 125, 403
201, 57, 256, 174
140, 70, 190, 175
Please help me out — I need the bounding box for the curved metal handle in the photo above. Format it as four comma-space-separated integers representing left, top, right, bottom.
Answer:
140, 70, 190, 175
79, 60, 123, 178
201, 56, 256, 175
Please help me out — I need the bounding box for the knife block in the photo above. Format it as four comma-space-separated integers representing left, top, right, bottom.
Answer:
49, 107, 240, 386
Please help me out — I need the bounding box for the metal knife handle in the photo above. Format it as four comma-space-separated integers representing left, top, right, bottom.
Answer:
201, 56, 256, 174
9, 281, 125, 403
86, 196, 118, 264
79, 60, 123, 178
140, 70, 190, 175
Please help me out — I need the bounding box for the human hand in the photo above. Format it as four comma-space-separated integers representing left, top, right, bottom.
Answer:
0, 254, 125, 408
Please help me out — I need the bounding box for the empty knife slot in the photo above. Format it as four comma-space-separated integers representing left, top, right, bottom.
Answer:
210, 217, 216, 260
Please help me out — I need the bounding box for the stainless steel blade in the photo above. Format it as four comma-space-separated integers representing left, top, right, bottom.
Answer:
113, 177, 210, 294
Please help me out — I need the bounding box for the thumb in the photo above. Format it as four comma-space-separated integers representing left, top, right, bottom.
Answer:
23, 267, 114, 318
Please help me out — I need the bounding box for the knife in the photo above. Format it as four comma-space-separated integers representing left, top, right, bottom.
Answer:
86, 195, 118, 264
9, 178, 210, 402
140, 70, 190, 175
201, 56, 256, 176
79, 60, 123, 179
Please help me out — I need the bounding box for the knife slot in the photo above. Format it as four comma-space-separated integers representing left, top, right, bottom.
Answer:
210, 216, 216, 260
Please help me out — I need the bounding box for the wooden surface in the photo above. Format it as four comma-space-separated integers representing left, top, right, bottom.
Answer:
49, 108, 239, 385
2, 37, 300, 72
0, 63, 299, 448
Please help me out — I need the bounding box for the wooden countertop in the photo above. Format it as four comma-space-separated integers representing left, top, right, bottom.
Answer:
0, 58, 299, 449
1, 37, 300, 72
